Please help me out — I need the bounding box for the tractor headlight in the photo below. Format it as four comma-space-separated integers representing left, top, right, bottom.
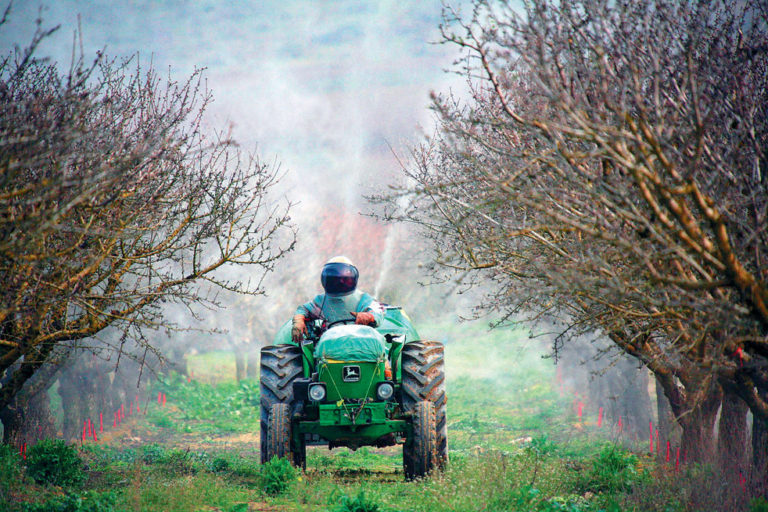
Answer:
308, 383, 326, 402
376, 381, 395, 401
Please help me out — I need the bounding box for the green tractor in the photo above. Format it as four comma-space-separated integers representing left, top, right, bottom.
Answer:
259, 306, 447, 479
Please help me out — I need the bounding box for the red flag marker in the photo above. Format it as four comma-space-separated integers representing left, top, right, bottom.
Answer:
597, 407, 603, 428
100, 413, 103, 432
649, 421, 654, 453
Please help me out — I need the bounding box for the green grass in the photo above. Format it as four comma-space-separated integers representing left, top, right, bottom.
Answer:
0, 320, 718, 511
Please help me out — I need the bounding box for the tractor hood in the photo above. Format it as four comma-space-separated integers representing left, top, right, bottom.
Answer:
314, 325, 387, 362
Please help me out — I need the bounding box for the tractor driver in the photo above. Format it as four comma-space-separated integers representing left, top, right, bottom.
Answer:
291, 256, 383, 342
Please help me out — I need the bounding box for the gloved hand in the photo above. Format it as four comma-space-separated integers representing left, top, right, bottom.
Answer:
352, 311, 375, 326
292, 315, 307, 342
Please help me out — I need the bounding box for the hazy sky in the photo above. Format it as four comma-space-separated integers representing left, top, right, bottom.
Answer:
2, 1, 468, 212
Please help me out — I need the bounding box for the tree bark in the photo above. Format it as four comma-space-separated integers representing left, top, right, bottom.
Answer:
679, 382, 722, 464
246, 343, 259, 380
655, 374, 675, 455
754, 391, 768, 499
718, 390, 748, 474
234, 348, 246, 382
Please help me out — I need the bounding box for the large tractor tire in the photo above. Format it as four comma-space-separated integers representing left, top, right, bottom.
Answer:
260, 344, 303, 464
403, 400, 437, 480
265, 403, 291, 461
401, 340, 447, 468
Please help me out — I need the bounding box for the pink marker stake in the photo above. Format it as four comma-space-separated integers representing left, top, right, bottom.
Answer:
649, 421, 654, 453
100, 413, 103, 432
666, 441, 670, 462
136, 395, 140, 413
82, 420, 87, 443
655, 429, 659, 453
597, 407, 603, 428
113, 411, 117, 428
158, 391, 162, 404
162, 393, 167, 407
618, 416, 623, 433
577, 401, 584, 422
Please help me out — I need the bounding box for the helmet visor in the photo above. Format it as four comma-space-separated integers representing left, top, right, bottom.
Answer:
321, 262, 359, 295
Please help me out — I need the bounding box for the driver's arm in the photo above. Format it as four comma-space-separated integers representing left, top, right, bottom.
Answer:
355, 294, 384, 326
293, 296, 324, 341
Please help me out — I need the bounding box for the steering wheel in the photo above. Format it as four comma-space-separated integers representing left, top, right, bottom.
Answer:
326, 318, 357, 329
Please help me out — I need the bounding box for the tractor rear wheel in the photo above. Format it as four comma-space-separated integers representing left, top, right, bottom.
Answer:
401, 341, 447, 467
260, 344, 303, 464
403, 400, 437, 479
265, 403, 292, 461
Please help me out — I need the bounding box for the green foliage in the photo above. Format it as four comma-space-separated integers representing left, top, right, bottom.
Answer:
526, 435, 558, 457
150, 373, 260, 433
26, 439, 87, 488
260, 456, 297, 496
577, 444, 640, 494
0, 443, 22, 501
751, 497, 768, 512
22, 491, 117, 512
141, 443, 167, 464
334, 488, 381, 512
209, 456, 230, 473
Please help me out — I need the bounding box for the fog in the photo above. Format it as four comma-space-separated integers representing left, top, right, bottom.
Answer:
1, 1, 656, 446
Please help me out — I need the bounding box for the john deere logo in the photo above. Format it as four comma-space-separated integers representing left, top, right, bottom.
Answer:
342, 365, 360, 382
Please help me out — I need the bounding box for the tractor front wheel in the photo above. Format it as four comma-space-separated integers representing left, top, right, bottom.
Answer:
401, 341, 447, 467
403, 400, 437, 480
265, 403, 292, 462
260, 344, 303, 464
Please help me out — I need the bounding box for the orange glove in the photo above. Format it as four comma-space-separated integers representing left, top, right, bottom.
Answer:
292, 315, 307, 342
352, 311, 375, 326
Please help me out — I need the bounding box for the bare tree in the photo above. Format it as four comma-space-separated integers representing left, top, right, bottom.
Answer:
380, 0, 767, 495
0, 16, 294, 432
